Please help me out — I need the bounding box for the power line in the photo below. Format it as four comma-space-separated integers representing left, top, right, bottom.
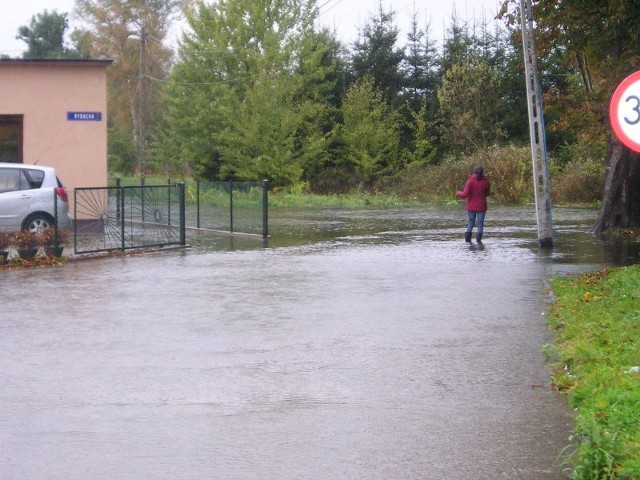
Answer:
317, 0, 345, 17
146, 72, 261, 86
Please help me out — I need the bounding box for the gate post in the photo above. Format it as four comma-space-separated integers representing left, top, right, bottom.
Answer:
141, 176, 146, 224
73, 188, 78, 254
120, 186, 126, 251
179, 182, 186, 246
115, 178, 121, 224
53, 188, 59, 245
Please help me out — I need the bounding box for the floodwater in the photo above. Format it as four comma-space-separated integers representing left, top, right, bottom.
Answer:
1, 205, 638, 480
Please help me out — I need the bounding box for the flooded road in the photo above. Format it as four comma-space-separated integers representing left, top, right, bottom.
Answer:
1, 205, 637, 479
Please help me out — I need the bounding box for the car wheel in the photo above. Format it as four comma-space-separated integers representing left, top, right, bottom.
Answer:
22, 213, 55, 233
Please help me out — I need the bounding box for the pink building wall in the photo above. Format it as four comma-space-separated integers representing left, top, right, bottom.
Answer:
0, 59, 111, 192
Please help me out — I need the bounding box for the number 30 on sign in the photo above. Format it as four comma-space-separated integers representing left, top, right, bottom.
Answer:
611, 71, 640, 152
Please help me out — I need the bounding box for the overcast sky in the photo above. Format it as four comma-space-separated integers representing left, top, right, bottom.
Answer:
0, 0, 502, 57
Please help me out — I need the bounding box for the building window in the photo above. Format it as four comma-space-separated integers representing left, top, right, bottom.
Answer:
0, 115, 23, 164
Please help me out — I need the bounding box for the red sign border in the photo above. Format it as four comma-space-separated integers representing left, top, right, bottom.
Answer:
610, 70, 640, 152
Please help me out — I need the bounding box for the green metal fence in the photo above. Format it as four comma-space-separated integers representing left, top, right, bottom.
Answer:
190, 180, 269, 238
109, 178, 269, 239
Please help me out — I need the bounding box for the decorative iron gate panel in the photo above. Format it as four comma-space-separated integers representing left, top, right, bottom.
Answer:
73, 184, 185, 254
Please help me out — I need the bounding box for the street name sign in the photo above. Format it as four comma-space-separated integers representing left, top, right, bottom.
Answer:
67, 112, 102, 121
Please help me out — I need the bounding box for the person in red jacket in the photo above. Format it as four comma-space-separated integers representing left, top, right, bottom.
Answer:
456, 165, 491, 243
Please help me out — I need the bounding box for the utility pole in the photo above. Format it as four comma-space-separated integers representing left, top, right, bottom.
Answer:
138, 26, 146, 179
520, 0, 554, 248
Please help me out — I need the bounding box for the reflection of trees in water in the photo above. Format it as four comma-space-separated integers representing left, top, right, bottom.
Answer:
598, 238, 640, 266
547, 228, 640, 267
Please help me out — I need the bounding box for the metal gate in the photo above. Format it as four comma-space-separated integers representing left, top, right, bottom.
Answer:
73, 183, 185, 254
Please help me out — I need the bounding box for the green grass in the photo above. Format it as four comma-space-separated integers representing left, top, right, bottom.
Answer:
267, 190, 417, 209
108, 175, 423, 209
548, 266, 640, 479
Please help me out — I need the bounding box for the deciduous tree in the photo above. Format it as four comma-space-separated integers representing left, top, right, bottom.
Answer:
154, 0, 339, 186
502, 0, 640, 233
74, 0, 184, 173
437, 60, 504, 154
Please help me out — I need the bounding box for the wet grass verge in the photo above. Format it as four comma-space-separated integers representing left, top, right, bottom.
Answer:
1, 246, 188, 272
0, 254, 68, 271
547, 266, 640, 479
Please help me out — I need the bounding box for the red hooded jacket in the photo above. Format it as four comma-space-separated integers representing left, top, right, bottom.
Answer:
456, 175, 491, 212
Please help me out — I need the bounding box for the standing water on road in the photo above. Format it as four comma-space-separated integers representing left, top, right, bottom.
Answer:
1, 205, 638, 479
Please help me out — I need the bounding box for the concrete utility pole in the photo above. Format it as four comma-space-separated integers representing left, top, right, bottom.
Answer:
520, 0, 554, 248
128, 27, 147, 178
138, 26, 146, 178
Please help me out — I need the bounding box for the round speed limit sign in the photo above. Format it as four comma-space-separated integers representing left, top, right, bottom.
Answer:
611, 71, 640, 152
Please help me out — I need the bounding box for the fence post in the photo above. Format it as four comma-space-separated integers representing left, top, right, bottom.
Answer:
179, 182, 186, 246
73, 188, 77, 254
229, 180, 234, 234
167, 179, 172, 227
53, 188, 59, 246
196, 180, 201, 229
116, 178, 121, 223
141, 175, 146, 223
120, 186, 126, 251
262, 179, 269, 239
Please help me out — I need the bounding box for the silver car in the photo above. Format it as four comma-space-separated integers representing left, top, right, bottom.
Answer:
0, 163, 72, 232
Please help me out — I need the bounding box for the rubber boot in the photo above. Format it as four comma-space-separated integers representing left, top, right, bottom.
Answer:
465, 231, 472, 243
476, 233, 483, 243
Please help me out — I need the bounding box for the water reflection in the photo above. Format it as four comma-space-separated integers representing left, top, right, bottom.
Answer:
190, 205, 639, 268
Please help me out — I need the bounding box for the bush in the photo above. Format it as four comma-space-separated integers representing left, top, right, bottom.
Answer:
551, 158, 604, 205
376, 147, 534, 204
550, 135, 606, 205
310, 167, 360, 194
379, 157, 471, 203
481, 146, 532, 204
555, 133, 607, 168
13, 230, 39, 249
37, 227, 71, 247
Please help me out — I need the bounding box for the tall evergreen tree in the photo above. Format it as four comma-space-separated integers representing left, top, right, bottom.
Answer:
494, 29, 529, 144
17, 10, 76, 59
295, 28, 348, 190
400, 11, 441, 163
338, 76, 404, 185
350, 1, 405, 106
402, 12, 439, 112
440, 14, 473, 72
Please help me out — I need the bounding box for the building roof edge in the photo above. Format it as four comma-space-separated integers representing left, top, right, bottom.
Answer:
0, 58, 113, 66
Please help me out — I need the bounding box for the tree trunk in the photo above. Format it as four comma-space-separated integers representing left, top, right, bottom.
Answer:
592, 136, 640, 234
